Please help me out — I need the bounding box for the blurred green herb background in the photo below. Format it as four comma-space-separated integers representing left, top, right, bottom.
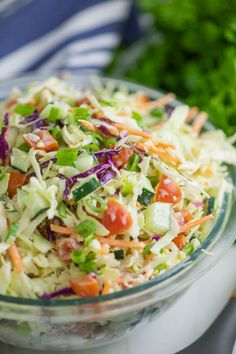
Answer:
108, 0, 236, 135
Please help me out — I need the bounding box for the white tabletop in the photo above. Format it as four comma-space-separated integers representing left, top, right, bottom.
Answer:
1, 245, 236, 354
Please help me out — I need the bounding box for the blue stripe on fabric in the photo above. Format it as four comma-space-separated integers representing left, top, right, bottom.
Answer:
25, 21, 124, 72
0, 0, 109, 58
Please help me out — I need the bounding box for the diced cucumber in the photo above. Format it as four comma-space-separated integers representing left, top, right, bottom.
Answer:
24, 191, 50, 220
0, 172, 10, 196
145, 202, 171, 235
138, 188, 155, 207
11, 148, 30, 173
72, 177, 101, 201
207, 197, 215, 215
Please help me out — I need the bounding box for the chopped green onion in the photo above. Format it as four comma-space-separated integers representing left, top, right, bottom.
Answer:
99, 99, 116, 107
51, 125, 61, 139
58, 202, 67, 218
48, 107, 60, 122
5, 222, 19, 242
126, 153, 140, 171
183, 243, 194, 255
207, 197, 215, 215
137, 188, 155, 207
56, 148, 78, 166
160, 248, 165, 254
15, 104, 35, 116
73, 107, 90, 122
155, 263, 168, 272
104, 137, 118, 148
71, 249, 86, 265
148, 175, 159, 188
114, 249, 124, 260
121, 181, 134, 196
75, 219, 96, 238
79, 261, 97, 273
72, 177, 101, 201
143, 243, 153, 257
83, 143, 100, 152
132, 111, 142, 124
0, 121, 3, 134
150, 108, 164, 119
18, 142, 30, 152
86, 195, 106, 213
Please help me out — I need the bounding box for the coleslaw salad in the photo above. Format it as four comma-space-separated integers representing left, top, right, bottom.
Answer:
0, 76, 235, 300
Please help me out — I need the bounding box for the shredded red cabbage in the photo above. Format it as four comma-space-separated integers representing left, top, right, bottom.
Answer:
93, 148, 120, 159
67, 163, 111, 185
41, 287, 75, 300
25, 110, 39, 123
107, 155, 117, 168
152, 235, 161, 241
97, 167, 116, 185
0, 113, 9, 162
98, 125, 111, 136
40, 158, 57, 170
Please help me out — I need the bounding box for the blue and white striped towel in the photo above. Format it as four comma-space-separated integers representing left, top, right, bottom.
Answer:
0, 0, 141, 79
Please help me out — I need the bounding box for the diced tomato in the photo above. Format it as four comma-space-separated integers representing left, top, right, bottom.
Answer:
8, 170, 27, 198
102, 199, 133, 235
155, 176, 182, 204
111, 147, 133, 168
69, 275, 100, 297
23, 130, 59, 152
178, 208, 193, 226
173, 234, 187, 250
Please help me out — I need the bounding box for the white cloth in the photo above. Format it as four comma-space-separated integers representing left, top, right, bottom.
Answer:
1, 245, 236, 354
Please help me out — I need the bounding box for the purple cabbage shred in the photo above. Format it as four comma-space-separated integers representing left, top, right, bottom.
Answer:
93, 148, 120, 159
0, 113, 9, 162
41, 287, 75, 300
152, 235, 161, 241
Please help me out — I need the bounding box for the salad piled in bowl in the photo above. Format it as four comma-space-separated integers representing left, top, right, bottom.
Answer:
0, 76, 235, 300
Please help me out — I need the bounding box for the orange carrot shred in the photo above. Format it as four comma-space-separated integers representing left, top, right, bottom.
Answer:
185, 106, 199, 123
8, 243, 24, 273
180, 214, 214, 233
192, 112, 208, 135
50, 224, 75, 235
98, 237, 144, 249
113, 123, 151, 139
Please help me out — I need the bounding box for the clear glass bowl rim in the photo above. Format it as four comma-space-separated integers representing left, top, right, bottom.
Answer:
0, 72, 235, 309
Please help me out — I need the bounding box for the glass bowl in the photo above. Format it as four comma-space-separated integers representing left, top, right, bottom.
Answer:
0, 74, 235, 351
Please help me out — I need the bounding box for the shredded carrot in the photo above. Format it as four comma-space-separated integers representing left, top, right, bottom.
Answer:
144, 253, 155, 265
8, 243, 24, 273
185, 106, 199, 123
79, 120, 96, 132
50, 224, 75, 235
150, 120, 166, 129
135, 142, 181, 165
98, 237, 144, 249
101, 281, 112, 295
155, 142, 176, 150
192, 112, 208, 135
148, 93, 175, 109
113, 123, 151, 139
180, 214, 214, 233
